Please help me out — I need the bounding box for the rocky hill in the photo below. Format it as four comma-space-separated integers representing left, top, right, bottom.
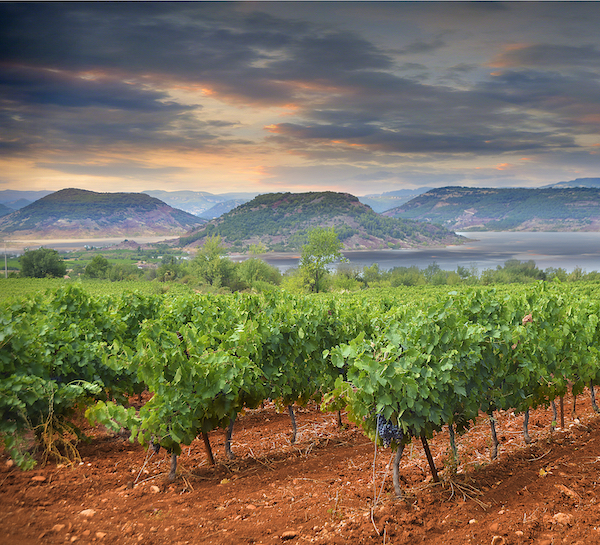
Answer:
0, 203, 13, 218
383, 186, 600, 231
0, 188, 205, 238
180, 191, 463, 251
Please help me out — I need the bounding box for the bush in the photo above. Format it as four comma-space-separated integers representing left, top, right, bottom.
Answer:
19, 248, 66, 278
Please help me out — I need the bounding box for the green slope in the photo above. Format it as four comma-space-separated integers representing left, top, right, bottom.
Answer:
180, 191, 462, 251
384, 186, 600, 231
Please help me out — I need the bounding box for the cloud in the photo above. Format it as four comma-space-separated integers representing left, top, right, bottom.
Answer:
490, 44, 600, 69
35, 162, 185, 179
397, 38, 446, 55
267, 121, 574, 155
1, 2, 600, 193
0, 65, 193, 111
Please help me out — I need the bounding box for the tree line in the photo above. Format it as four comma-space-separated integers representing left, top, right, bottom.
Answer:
13, 230, 600, 294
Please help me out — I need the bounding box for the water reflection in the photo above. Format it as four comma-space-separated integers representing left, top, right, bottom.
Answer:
258, 232, 600, 274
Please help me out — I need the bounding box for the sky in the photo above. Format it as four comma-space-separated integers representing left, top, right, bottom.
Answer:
1, 1, 600, 197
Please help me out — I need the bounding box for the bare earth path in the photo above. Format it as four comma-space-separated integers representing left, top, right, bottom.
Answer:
2, 393, 600, 545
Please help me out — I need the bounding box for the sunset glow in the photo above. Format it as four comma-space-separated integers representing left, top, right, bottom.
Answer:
1, 2, 599, 196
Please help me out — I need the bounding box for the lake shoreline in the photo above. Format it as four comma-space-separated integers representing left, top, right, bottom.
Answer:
5, 231, 600, 274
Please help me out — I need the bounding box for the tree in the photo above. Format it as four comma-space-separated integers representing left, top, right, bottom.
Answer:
157, 255, 183, 282
248, 242, 267, 256
191, 235, 234, 288
19, 248, 67, 278
85, 255, 110, 278
299, 227, 345, 293
238, 258, 281, 287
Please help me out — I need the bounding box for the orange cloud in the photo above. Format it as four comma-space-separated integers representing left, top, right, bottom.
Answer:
488, 43, 532, 68
576, 114, 600, 124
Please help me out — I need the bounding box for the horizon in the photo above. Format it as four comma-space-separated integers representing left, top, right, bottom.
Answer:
1, 2, 600, 195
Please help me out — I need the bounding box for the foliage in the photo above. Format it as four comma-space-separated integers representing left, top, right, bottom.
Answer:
237, 258, 281, 288
84, 255, 110, 278
191, 235, 236, 288
19, 248, 66, 278
5, 279, 600, 480
0, 284, 151, 467
300, 227, 345, 293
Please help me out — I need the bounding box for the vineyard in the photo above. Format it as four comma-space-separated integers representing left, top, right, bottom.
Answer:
3, 281, 600, 544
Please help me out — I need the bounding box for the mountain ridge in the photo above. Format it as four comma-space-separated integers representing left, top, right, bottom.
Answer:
0, 188, 205, 239
180, 191, 463, 251
383, 186, 600, 231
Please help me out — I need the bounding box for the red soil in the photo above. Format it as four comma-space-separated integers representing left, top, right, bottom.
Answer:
2, 392, 600, 545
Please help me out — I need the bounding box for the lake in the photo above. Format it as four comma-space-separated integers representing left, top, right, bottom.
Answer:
255, 232, 600, 274
6, 232, 600, 274
4, 236, 170, 254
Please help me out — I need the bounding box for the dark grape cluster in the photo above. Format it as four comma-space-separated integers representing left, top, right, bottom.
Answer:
376, 413, 403, 447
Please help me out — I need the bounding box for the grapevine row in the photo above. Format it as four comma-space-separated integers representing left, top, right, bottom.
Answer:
2, 282, 600, 499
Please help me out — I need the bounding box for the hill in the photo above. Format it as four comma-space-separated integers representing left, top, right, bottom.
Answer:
0, 188, 205, 239
180, 191, 463, 251
545, 177, 600, 189
383, 186, 600, 231
198, 198, 253, 219
0, 203, 13, 218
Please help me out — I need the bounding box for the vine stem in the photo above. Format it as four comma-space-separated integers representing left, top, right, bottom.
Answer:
167, 452, 177, 482
288, 405, 297, 444
489, 412, 499, 460
392, 443, 406, 499
448, 423, 458, 472
523, 408, 531, 445
225, 415, 236, 460
420, 434, 439, 482
202, 432, 215, 465
134, 446, 155, 484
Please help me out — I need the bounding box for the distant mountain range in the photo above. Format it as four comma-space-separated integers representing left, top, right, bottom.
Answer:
383, 184, 600, 231
142, 190, 259, 218
2, 177, 600, 241
179, 191, 463, 251
0, 187, 431, 216
144, 188, 432, 215
541, 177, 600, 189
0, 190, 54, 212
0, 189, 259, 218
358, 188, 434, 213
0, 188, 204, 238
3, 177, 599, 219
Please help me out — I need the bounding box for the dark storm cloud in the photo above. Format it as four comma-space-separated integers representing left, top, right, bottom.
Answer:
0, 2, 394, 104
0, 4, 299, 76
0, 65, 190, 111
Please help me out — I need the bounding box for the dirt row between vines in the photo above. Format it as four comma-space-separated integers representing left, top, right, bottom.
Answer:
2, 392, 600, 545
